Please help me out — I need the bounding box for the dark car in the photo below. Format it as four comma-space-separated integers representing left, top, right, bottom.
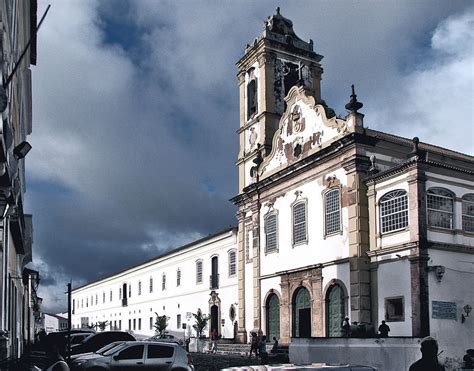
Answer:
36, 329, 96, 353
70, 331, 135, 355
70, 341, 194, 370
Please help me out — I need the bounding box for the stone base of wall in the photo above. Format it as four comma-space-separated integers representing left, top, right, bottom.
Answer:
290, 337, 422, 371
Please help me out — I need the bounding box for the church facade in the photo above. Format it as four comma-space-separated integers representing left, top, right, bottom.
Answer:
72, 10, 473, 360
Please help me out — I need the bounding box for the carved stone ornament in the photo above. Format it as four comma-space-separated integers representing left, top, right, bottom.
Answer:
291, 105, 305, 132
249, 127, 257, 147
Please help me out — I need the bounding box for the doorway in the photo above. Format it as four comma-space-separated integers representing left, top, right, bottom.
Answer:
326, 284, 345, 337
266, 294, 280, 341
210, 305, 219, 335
292, 287, 311, 338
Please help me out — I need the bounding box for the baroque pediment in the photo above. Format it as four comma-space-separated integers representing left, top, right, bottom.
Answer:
260, 85, 349, 177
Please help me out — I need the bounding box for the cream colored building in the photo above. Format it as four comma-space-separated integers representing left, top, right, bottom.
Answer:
72, 9, 473, 365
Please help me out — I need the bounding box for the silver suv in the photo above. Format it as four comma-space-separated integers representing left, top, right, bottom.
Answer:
69, 341, 194, 370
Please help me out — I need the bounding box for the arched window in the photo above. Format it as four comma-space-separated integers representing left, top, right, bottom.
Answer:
90, 295, 93, 306
119, 287, 122, 300
128, 284, 131, 298
149, 277, 153, 293
247, 68, 258, 119
462, 194, 474, 233
110, 290, 112, 302
162, 274, 166, 291
264, 212, 278, 253
379, 190, 408, 233
177, 269, 181, 286
102, 292, 106, 303
427, 188, 454, 229
196, 260, 203, 284
138, 281, 142, 296
228, 249, 237, 277
324, 188, 341, 236
95, 294, 98, 305
292, 201, 307, 245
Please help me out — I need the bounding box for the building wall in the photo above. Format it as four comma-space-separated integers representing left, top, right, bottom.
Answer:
72, 229, 239, 338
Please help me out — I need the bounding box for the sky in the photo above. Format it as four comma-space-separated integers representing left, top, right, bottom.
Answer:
28, 0, 473, 312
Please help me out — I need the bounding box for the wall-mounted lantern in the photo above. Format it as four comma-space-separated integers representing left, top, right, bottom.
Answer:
462, 304, 472, 323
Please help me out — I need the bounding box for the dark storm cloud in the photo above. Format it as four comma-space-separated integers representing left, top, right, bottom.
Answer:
27, 1, 473, 312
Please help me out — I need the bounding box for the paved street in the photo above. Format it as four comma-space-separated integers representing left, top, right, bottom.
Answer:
192, 352, 281, 371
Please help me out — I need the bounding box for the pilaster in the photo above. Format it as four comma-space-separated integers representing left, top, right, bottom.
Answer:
343, 157, 372, 324
236, 210, 247, 343
251, 203, 261, 332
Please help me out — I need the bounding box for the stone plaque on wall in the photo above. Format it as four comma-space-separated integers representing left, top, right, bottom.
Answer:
432, 301, 457, 320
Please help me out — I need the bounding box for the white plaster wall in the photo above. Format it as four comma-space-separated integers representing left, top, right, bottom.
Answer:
322, 262, 350, 307
72, 230, 239, 338
377, 259, 412, 335
260, 168, 349, 277
428, 249, 474, 361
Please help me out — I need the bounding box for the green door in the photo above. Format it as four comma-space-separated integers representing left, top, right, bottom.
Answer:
267, 294, 280, 341
327, 285, 345, 337
293, 287, 311, 338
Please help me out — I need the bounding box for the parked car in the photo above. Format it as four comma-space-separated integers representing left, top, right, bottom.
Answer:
68, 341, 128, 362
70, 331, 135, 355
69, 341, 194, 370
36, 329, 96, 353
147, 333, 184, 346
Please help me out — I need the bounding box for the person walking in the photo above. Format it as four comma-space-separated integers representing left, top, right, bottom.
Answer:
378, 320, 390, 337
409, 336, 445, 371
249, 332, 258, 358
210, 328, 218, 354
259, 335, 268, 365
341, 316, 351, 337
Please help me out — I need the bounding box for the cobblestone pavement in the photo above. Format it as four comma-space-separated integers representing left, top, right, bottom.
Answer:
191, 352, 281, 371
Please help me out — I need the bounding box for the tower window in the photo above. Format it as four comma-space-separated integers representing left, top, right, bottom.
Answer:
247, 68, 258, 120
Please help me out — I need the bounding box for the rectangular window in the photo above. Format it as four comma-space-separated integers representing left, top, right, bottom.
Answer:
228, 250, 236, 277
196, 261, 203, 284
133, 318, 136, 330
162, 274, 166, 290
462, 195, 474, 232
385, 296, 404, 322
325, 189, 341, 235
427, 191, 453, 229
177, 314, 181, 329
177, 270, 181, 287
119, 320, 121, 330
293, 202, 307, 244
128, 319, 131, 330
110, 290, 113, 302
150, 317, 153, 330
138, 281, 142, 296
138, 318, 141, 330
150, 278, 153, 293
265, 213, 278, 253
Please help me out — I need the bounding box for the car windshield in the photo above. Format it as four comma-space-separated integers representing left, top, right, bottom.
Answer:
102, 342, 129, 356
95, 341, 126, 355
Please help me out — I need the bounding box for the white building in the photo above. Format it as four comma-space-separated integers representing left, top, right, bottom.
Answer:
72, 228, 238, 339
72, 9, 473, 365
43, 313, 68, 334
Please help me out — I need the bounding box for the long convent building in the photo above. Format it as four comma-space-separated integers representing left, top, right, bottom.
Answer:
72, 10, 473, 363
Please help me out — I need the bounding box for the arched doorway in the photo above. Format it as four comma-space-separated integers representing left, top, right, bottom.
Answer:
210, 305, 219, 334
326, 284, 345, 337
292, 287, 311, 338
266, 294, 280, 341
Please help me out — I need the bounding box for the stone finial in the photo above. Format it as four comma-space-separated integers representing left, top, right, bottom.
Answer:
345, 84, 363, 113
412, 137, 420, 154
276, 7, 280, 15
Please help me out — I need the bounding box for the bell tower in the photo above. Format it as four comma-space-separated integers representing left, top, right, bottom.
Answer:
236, 8, 324, 192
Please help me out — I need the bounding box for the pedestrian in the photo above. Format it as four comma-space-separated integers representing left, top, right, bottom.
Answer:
210, 328, 218, 354
249, 331, 258, 358
271, 336, 279, 354
43, 345, 70, 371
259, 335, 268, 365
341, 316, 351, 337
409, 336, 445, 371
378, 320, 390, 337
